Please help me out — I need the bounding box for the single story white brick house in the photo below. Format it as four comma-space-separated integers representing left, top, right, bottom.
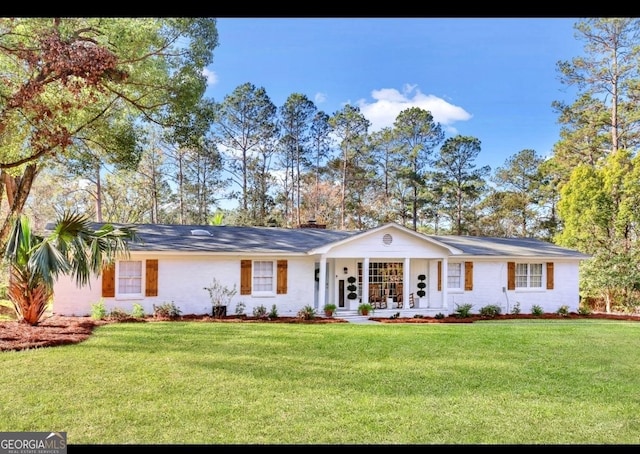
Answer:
52, 222, 591, 317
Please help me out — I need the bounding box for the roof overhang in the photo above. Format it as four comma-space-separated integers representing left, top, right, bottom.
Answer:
307, 222, 463, 255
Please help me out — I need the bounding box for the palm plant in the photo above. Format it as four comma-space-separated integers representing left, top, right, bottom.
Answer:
3, 212, 137, 325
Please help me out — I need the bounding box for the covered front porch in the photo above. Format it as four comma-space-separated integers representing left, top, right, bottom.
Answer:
314, 256, 454, 314
310, 223, 461, 315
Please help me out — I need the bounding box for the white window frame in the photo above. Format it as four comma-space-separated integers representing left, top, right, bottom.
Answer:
252, 260, 276, 297
515, 263, 544, 290
116, 260, 143, 299
447, 262, 463, 291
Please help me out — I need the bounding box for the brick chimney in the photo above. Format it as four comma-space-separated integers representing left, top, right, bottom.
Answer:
298, 219, 326, 229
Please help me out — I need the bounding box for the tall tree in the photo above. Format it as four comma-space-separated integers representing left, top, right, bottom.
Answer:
0, 18, 218, 252
213, 83, 278, 220
552, 18, 640, 311
392, 107, 444, 231
23, 166, 95, 229
556, 149, 640, 312
163, 97, 221, 224
51, 119, 143, 222
369, 127, 401, 224
246, 136, 279, 226
432, 136, 490, 235
328, 105, 370, 229
550, 94, 610, 183
536, 158, 563, 241
100, 170, 149, 223
553, 18, 640, 182
279, 93, 317, 227
308, 111, 332, 221
490, 149, 545, 237
133, 128, 173, 224
182, 139, 225, 225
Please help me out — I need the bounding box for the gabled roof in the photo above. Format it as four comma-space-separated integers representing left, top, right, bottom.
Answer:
307, 222, 463, 255
89, 222, 589, 259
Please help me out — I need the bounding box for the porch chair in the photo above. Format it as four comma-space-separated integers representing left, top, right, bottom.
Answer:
369, 284, 386, 309
395, 283, 404, 309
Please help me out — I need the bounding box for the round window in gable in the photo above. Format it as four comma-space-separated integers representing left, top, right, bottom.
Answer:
382, 233, 393, 246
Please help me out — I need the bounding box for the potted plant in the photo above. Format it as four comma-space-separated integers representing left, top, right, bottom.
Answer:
358, 302, 374, 316
204, 278, 237, 318
323, 303, 337, 317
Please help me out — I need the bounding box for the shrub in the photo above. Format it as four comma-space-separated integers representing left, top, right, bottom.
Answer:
91, 300, 107, 320
108, 307, 129, 320
414, 314, 425, 319
297, 305, 316, 320
131, 303, 145, 318
346, 276, 358, 300
510, 302, 521, 315
269, 304, 279, 318
203, 278, 237, 312
556, 305, 570, 317
389, 312, 400, 319
531, 304, 544, 316
578, 305, 592, 316
434, 312, 445, 319
235, 301, 246, 316
479, 304, 501, 318
253, 304, 268, 318
153, 302, 182, 319
417, 274, 427, 298
454, 303, 473, 318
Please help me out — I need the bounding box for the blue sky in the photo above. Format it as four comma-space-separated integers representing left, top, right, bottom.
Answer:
202, 18, 584, 172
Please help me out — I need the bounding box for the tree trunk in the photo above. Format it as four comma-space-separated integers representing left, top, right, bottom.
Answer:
0, 165, 38, 255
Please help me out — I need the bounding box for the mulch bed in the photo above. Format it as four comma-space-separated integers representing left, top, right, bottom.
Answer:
2, 312, 639, 352
0, 314, 347, 352
370, 312, 640, 323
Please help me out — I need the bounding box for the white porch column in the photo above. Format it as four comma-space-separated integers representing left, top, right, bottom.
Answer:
403, 257, 410, 308
318, 256, 327, 310
441, 258, 448, 311
362, 257, 370, 306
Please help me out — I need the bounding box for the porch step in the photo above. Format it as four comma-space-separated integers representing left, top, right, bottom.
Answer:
331, 308, 448, 321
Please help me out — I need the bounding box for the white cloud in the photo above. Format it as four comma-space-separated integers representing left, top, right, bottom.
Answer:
202, 68, 218, 86
314, 92, 327, 104
354, 85, 472, 133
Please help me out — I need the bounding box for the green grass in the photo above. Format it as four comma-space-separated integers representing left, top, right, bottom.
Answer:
2, 319, 640, 444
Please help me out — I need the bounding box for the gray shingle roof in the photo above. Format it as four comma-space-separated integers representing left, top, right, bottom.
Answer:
431, 235, 590, 258
111, 223, 358, 254
94, 222, 589, 259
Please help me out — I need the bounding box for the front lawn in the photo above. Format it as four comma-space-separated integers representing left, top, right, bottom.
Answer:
1, 320, 639, 444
